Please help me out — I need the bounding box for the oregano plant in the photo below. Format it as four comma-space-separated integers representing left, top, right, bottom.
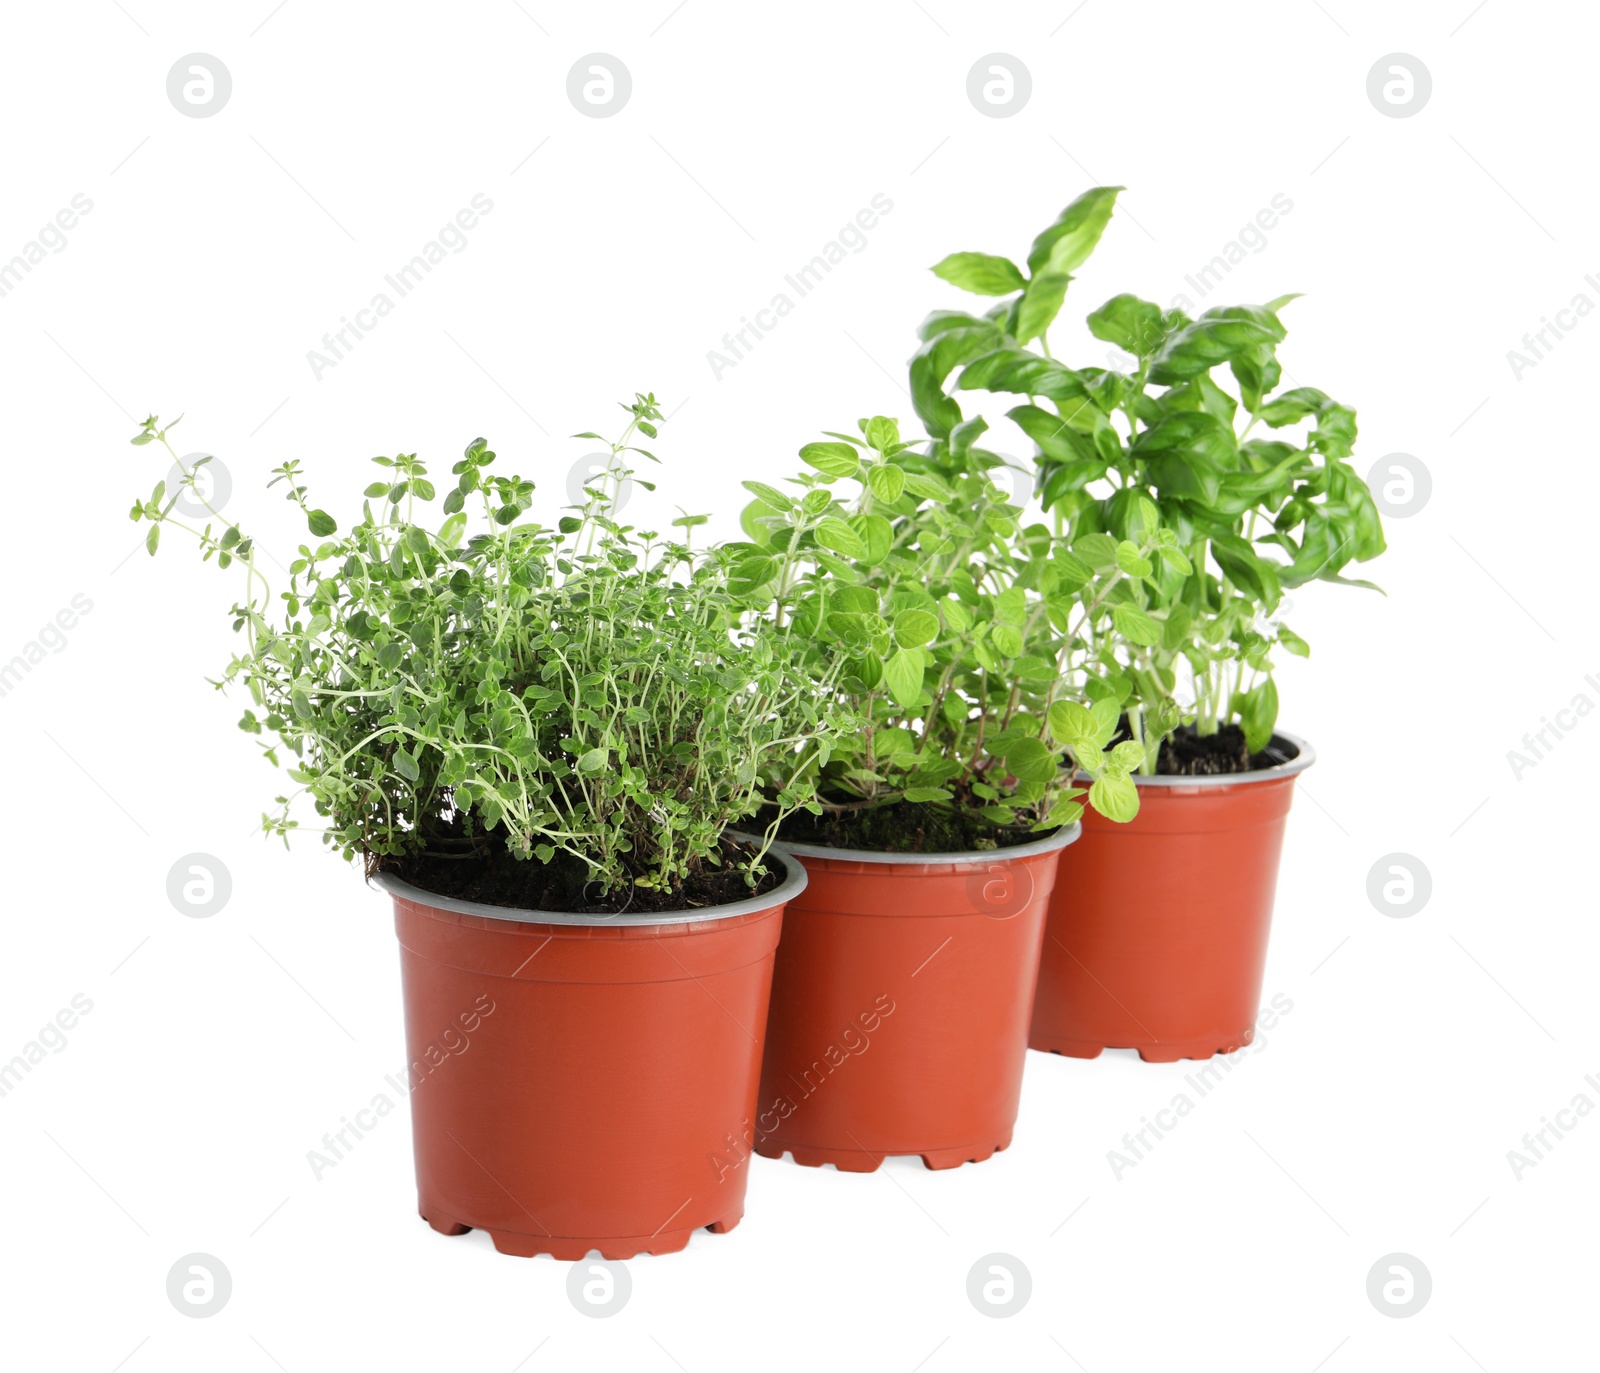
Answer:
733, 409, 1152, 844
128, 396, 850, 906
920, 187, 1387, 771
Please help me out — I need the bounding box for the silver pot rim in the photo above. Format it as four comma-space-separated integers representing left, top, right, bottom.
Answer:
371, 839, 807, 928
1095, 729, 1315, 789
732, 819, 1081, 866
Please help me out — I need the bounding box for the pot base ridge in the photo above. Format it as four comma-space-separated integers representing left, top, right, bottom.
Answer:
753, 1134, 1011, 1173
1036, 1027, 1256, 1064
418, 1203, 746, 1261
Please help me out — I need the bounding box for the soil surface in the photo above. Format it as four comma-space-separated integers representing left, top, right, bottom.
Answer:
771, 802, 1046, 854
1132, 723, 1295, 776
377, 831, 780, 916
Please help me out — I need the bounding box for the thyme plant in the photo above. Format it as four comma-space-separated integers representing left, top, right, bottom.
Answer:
129, 396, 848, 901
922, 188, 1387, 770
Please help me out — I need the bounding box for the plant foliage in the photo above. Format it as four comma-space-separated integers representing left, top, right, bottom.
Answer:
129, 397, 849, 899
923, 187, 1387, 767
735, 411, 1147, 834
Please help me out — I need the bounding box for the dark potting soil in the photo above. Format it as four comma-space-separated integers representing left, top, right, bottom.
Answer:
770, 802, 1045, 854
1136, 723, 1294, 776
376, 831, 780, 916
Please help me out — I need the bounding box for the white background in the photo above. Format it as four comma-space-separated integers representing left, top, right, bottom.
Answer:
0, 1, 1594, 1369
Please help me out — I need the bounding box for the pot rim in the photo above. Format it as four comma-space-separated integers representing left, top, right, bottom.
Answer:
733, 819, 1081, 866
370, 839, 807, 928
1093, 729, 1315, 789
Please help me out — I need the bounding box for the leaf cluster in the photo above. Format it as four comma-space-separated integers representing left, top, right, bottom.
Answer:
923, 188, 1387, 764
734, 411, 1144, 831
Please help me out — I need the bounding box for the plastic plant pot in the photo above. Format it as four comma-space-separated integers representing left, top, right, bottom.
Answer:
373, 846, 805, 1260
1030, 733, 1315, 1064
745, 824, 1077, 1172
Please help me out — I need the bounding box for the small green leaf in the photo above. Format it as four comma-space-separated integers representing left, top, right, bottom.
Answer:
1277, 626, 1311, 657
1113, 605, 1162, 646
1047, 700, 1094, 745
862, 416, 901, 452
892, 608, 940, 649
740, 499, 778, 546
577, 747, 609, 774
883, 648, 924, 708
393, 748, 420, 782
1115, 541, 1153, 578
990, 624, 1024, 658
900, 471, 953, 502
852, 513, 893, 565
799, 441, 861, 478
438, 512, 467, 548
1005, 736, 1056, 785
1088, 772, 1140, 823
307, 510, 337, 537
814, 517, 867, 559
741, 480, 793, 511
1110, 740, 1146, 770
931, 251, 1027, 296
145, 525, 160, 556
1088, 697, 1121, 743
866, 463, 905, 503
1073, 533, 1120, 571
903, 785, 953, 803
1158, 545, 1193, 575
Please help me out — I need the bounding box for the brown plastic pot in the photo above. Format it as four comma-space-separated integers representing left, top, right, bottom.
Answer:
743, 824, 1077, 1172
1030, 732, 1314, 1064
373, 847, 805, 1260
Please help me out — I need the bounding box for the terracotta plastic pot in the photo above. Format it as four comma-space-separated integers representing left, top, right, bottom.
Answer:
1030, 732, 1314, 1063
745, 824, 1077, 1172
374, 847, 805, 1260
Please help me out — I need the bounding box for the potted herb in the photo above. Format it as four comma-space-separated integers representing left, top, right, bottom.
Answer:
924, 189, 1387, 1061
730, 412, 1152, 1169
129, 397, 847, 1256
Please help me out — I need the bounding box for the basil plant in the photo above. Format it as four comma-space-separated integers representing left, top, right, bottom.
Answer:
920, 187, 1387, 771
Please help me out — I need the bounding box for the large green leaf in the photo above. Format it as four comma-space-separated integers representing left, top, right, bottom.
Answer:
910, 324, 1001, 438
1008, 404, 1102, 466
1015, 272, 1072, 344
1148, 305, 1287, 385
1086, 293, 1168, 356
1026, 186, 1122, 276
1240, 677, 1279, 753
1131, 412, 1236, 505
1211, 532, 1282, 608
